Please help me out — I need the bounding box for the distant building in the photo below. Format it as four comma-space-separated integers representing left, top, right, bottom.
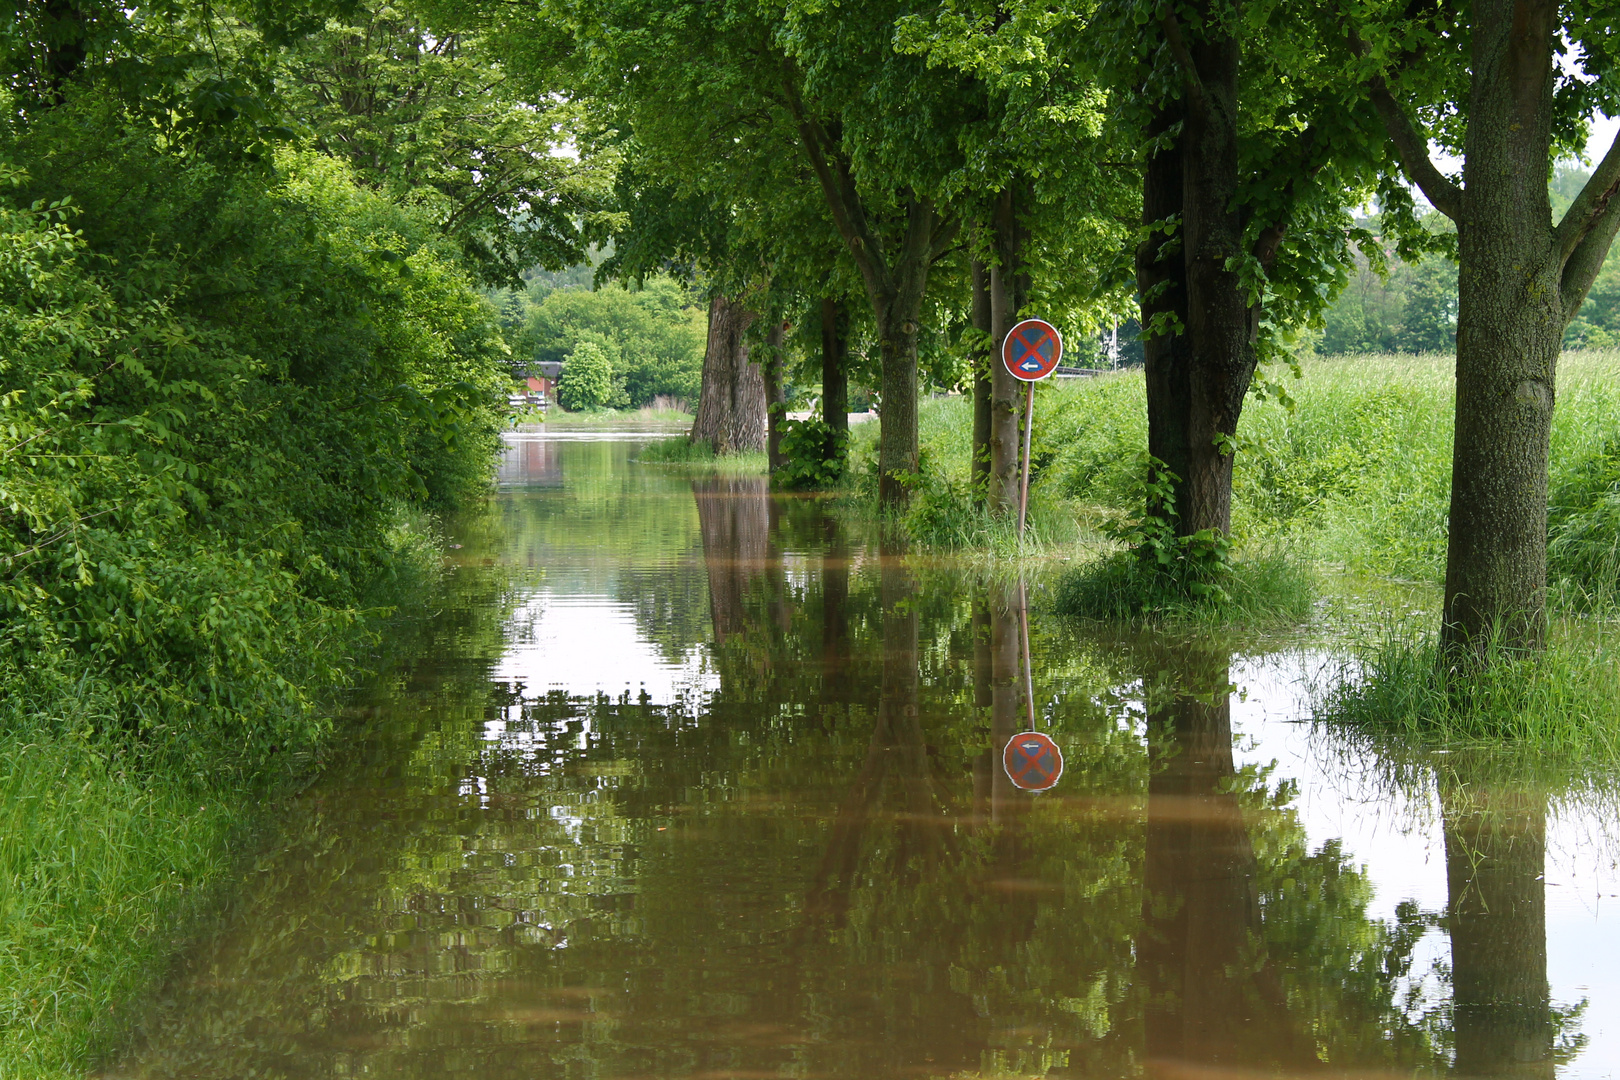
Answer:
521, 361, 563, 405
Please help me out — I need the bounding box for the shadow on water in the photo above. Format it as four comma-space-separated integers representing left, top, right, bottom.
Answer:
104, 436, 1615, 1079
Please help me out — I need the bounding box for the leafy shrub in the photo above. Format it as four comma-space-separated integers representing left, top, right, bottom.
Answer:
774, 408, 849, 489
558, 336, 628, 410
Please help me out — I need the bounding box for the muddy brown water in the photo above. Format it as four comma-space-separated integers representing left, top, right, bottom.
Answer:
108, 434, 1620, 1079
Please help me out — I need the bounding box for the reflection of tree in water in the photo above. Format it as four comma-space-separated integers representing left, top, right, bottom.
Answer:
1140, 644, 1317, 1072
1130, 642, 1447, 1076
1439, 758, 1584, 1078
118, 468, 1554, 1080
692, 474, 783, 643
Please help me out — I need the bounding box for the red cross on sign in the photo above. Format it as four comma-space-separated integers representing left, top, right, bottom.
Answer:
1001, 318, 1063, 382
1002, 730, 1064, 792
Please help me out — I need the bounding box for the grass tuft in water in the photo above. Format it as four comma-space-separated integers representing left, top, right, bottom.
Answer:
1316, 621, 1620, 756
633, 436, 768, 472
1051, 546, 1314, 628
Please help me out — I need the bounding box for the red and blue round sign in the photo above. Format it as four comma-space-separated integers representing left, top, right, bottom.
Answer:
1002, 318, 1063, 382
1002, 730, 1063, 791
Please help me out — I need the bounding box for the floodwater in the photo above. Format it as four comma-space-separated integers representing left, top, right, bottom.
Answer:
109, 434, 1620, 1079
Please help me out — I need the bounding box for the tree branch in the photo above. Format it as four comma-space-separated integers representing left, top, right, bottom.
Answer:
1556, 127, 1620, 272
779, 67, 892, 296
1555, 191, 1620, 325
1366, 76, 1462, 220
1345, 25, 1462, 220
1157, 10, 1208, 118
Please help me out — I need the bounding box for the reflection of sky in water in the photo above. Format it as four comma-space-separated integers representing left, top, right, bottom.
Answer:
491, 592, 717, 703
1232, 654, 1620, 1078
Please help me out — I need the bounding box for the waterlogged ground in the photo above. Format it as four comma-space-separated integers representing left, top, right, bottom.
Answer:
107, 435, 1620, 1079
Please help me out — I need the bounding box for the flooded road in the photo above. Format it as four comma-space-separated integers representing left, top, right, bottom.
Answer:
112, 435, 1620, 1079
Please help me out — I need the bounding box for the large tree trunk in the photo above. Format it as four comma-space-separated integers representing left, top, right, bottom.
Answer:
763, 317, 787, 473
866, 201, 938, 506
1176, 25, 1253, 535
970, 252, 993, 494
1440, 765, 1552, 1078
1139, 99, 1194, 528
988, 188, 1029, 516
1442, 1, 1563, 656
690, 294, 765, 455
1140, 12, 1258, 537
820, 298, 849, 440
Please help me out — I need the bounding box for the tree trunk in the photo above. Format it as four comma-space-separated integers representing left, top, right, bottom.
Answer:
690, 294, 765, 455
988, 188, 1028, 516
1176, 25, 1252, 536
1140, 98, 1194, 528
867, 199, 937, 507
820, 298, 849, 439
970, 255, 992, 493
1141, 13, 1257, 538
763, 317, 787, 473
1440, 765, 1552, 1078
1442, 0, 1563, 656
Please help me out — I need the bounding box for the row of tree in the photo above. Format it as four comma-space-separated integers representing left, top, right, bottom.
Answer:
17, 0, 1620, 665
499, 0, 1619, 665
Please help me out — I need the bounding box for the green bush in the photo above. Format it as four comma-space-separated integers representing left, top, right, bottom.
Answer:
0, 120, 506, 1073
774, 408, 849, 489
558, 336, 629, 410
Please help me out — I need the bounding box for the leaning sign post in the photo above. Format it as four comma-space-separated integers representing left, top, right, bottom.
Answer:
1001, 318, 1063, 537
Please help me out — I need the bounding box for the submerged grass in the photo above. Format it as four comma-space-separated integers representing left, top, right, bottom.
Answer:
1313, 618, 1620, 756
633, 436, 768, 472
1052, 546, 1315, 629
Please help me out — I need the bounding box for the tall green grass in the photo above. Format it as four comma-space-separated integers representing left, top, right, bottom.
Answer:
0, 731, 241, 1074
1312, 618, 1620, 757
856, 352, 1620, 607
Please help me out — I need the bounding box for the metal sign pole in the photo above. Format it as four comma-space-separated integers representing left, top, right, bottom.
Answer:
1018, 381, 1035, 538
1019, 575, 1036, 730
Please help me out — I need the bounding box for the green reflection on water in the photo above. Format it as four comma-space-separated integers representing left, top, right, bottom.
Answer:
110, 438, 1583, 1080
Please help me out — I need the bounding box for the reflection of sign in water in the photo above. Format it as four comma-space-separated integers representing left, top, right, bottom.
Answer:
1001, 318, 1063, 382
1003, 730, 1063, 791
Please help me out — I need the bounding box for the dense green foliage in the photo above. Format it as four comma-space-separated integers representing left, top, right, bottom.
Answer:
556, 337, 627, 411
513, 277, 705, 408
0, 6, 512, 1069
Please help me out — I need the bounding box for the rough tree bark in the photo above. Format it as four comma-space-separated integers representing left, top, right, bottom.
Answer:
970, 255, 992, 493
1141, 8, 1310, 538
988, 186, 1032, 516
820, 297, 849, 440
1138, 96, 1196, 527
690, 294, 766, 455
1150, 12, 1256, 536
1363, 0, 1620, 656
